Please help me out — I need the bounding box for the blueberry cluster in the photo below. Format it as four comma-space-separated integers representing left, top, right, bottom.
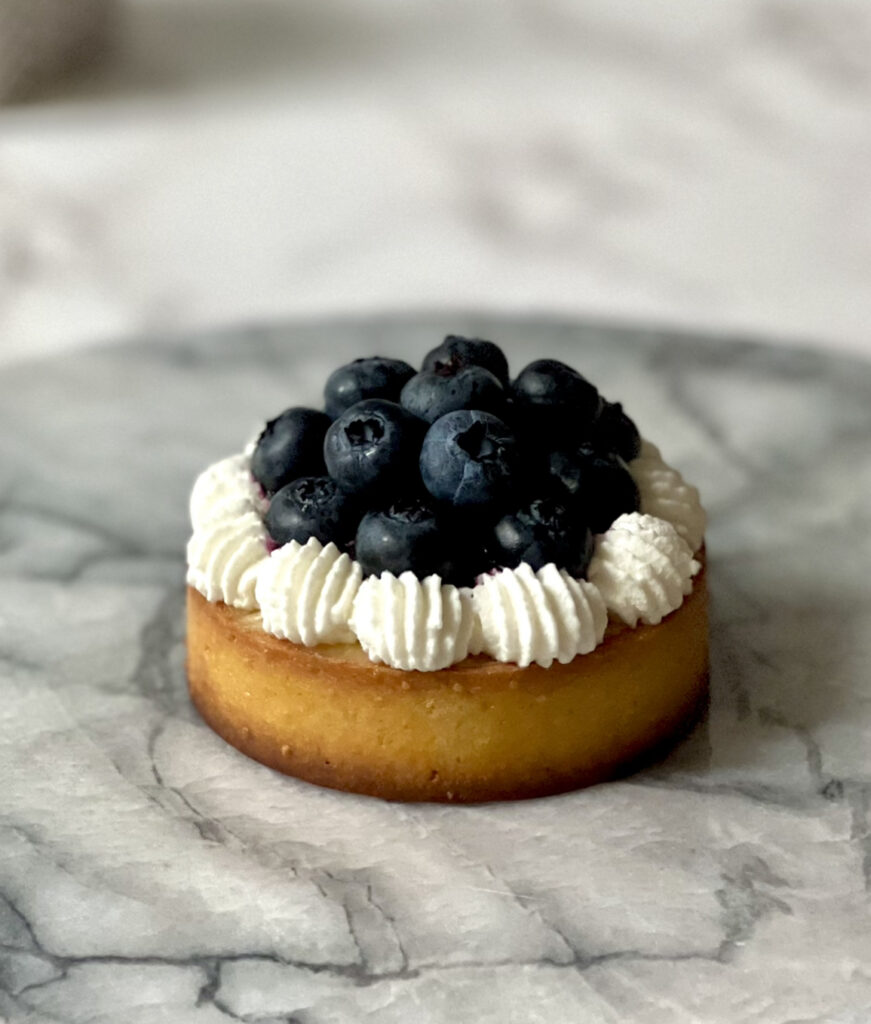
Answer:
253, 335, 641, 586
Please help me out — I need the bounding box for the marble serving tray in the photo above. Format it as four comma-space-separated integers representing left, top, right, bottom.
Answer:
1, 316, 869, 1024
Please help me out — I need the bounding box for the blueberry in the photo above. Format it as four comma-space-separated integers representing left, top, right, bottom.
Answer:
355, 496, 469, 584
548, 449, 640, 534
265, 476, 361, 550
512, 359, 602, 437
324, 399, 425, 499
420, 410, 518, 508
400, 366, 507, 424
422, 335, 510, 386
324, 357, 416, 419
590, 400, 641, 462
492, 497, 593, 577
251, 407, 331, 494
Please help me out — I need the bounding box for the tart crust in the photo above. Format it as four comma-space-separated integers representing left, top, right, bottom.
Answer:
186, 557, 708, 802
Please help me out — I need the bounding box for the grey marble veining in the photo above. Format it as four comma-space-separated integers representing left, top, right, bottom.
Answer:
1, 316, 870, 1023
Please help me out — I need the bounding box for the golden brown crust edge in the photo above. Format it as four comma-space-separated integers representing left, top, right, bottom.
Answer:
186, 562, 709, 803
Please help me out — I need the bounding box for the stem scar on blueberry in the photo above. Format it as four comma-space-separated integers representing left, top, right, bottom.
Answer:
456, 421, 500, 461
345, 416, 385, 448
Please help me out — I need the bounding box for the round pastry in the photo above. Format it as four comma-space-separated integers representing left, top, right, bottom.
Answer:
186, 339, 708, 802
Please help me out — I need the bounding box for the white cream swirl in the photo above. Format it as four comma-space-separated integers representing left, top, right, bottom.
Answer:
472, 563, 607, 669
256, 538, 361, 645
629, 441, 706, 552
189, 453, 258, 530
350, 572, 475, 672
187, 441, 706, 669
186, 510, 269, 610
587, 512, 700, 628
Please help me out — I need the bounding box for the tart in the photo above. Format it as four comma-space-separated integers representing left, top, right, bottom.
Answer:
186, 337, 708, 802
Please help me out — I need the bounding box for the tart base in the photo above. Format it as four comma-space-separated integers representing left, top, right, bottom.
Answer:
186, 562, 708, 803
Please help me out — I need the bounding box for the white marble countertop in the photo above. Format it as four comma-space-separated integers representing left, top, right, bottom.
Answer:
1, 317, 870, 1023
1, 0, 871, 367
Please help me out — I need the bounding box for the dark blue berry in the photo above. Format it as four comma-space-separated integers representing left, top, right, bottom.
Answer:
265, 476, 360, 550
420, 410, 518, 508
548, 449, 640, 534
492, 497, 593, 577
590, 400, 641, 462
400, 366, 507, 424
324, 357, 416, 419
422, 335, 510, 387
324, 399, 425, 499
512, 359, 602, 437
355, 497, 468, 584
251, 407, 331, 494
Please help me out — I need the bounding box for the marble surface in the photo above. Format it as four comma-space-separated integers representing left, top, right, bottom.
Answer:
2, 0, 871, 367
2, 316, 871, 1024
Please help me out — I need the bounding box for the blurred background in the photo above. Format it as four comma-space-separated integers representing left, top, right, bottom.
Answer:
1, 0, 869, 368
